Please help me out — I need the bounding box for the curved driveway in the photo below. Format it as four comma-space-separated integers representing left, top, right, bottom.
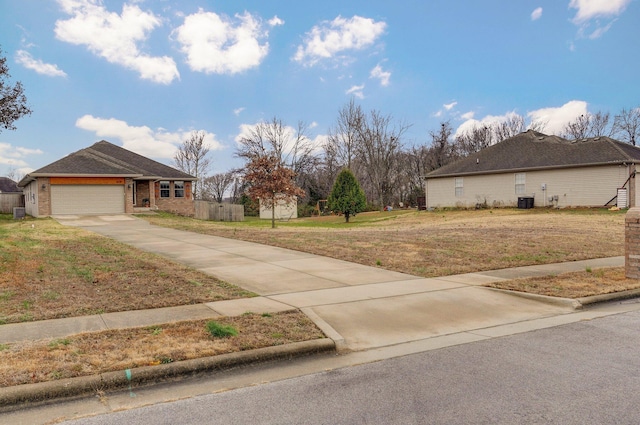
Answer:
56, 215, 622, 352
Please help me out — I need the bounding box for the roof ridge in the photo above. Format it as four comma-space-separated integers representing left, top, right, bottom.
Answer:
602, 137, 638, 162
84, 146, 152, 175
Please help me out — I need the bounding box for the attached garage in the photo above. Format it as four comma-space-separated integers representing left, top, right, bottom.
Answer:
51, 184, 125, 215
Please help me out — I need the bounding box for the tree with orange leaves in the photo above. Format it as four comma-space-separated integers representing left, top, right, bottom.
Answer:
244, 154, 305, 228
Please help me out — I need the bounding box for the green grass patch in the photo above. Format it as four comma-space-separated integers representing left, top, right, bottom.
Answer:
206, 321, 239, 338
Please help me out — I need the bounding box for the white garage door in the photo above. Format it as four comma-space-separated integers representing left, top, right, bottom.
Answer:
51, 185, 125, 215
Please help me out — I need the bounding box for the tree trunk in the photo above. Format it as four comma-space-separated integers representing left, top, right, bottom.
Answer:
345, 212, 350, 223
271, 196, 276, 229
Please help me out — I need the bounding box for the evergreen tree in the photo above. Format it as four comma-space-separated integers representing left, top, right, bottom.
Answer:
328, 168, 366, 223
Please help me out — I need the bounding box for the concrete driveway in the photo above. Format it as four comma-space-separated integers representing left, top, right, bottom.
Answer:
56, 214, 618, 352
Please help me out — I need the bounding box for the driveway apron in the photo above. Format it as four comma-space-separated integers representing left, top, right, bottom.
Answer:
56, 215, 581, 352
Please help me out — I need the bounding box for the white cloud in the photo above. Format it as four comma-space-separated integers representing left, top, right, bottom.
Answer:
268, 16, 284, 27
527, 100, 588, 134
455, 111, 518, 137
16, 50, 67, 77
569, 0, 631, 23
75, 115, 224, 159
370, 64, 390, 86
569, 0, 631, 39
586, 21, 614, 39
444, 101, 458, 111
233, 107, 245, 116
294, 15, 386, 66
346, 84, 365, 99
0, 142, 43, 169
54, 0, 179, 84
531, 7, 543, 21
175, 9, 270, 75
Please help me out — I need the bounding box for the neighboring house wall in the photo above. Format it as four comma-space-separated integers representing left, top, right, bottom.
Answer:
426, 165, 634, 209
259, 197, 298, 220
154, 181, 194, 216
23, 180, 39, 217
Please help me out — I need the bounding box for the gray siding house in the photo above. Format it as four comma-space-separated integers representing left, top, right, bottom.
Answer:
424, 130, 640, 209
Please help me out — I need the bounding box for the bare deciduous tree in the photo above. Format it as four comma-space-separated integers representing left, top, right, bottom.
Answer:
236, 117, 318, 198
494, 114, 526, 141
200, 172, 235, 203
174, 131, 212, 199
613, 107, 640, 146
355, 110, 410, 207
561, 111, 612, 139
327, 98, 365, 169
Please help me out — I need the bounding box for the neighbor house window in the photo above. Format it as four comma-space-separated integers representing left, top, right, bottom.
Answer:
174, 181, 184, 198
455, 177, 463, 197
515, 173, 525, 194
160, 181, 170, 198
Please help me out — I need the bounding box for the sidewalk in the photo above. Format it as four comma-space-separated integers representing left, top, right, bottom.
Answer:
0, 256, 626, 346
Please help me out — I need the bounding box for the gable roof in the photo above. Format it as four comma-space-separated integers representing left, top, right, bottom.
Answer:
19, 141, 196, 186
0, 177, 21, 193
426, 130, 640, 178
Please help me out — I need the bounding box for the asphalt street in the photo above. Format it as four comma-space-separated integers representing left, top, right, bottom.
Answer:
60, 307, 640, 425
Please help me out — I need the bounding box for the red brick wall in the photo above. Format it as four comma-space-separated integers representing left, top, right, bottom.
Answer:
625, 207, 640, 278
38, 177, 51, 217
154, 181, 195, 216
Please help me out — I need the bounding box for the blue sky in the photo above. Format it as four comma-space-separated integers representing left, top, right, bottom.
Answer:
1, 0, 638, 178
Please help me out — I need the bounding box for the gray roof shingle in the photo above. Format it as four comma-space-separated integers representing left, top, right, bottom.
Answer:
24, 141, 195, 181
426, 130, 640, 178
0, 177, 21, 193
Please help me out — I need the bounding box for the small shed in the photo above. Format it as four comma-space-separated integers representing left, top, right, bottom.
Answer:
259, 196, 298, 220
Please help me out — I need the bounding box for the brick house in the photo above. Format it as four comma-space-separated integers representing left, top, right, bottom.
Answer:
18, 140, 196, 217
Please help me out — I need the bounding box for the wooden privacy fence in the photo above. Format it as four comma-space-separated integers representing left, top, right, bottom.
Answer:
0, 194, 24, 213
195, 200, 244, 222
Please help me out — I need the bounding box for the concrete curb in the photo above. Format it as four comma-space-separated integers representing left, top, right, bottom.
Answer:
484, 287, 582, 309
0, 339, 335, 413
577, 288, 640, 306
486, 287, 640, 310
301, 307, 349, 353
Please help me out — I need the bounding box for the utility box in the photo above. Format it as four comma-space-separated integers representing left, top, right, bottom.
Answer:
13, 207, 26, 219
517, 197, 534, 209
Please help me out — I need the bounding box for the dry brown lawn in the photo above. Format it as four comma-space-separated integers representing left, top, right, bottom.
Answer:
141, 208, 625, 277
0, 217, 254, 324
0, 311, 323, 387
486, 267, 640, 298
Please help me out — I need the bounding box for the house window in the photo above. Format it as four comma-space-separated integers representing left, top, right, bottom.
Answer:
515, 173, 525, 194
160, 181, 170, 198
455, 177, 463, 197
174, 181, 184, 198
